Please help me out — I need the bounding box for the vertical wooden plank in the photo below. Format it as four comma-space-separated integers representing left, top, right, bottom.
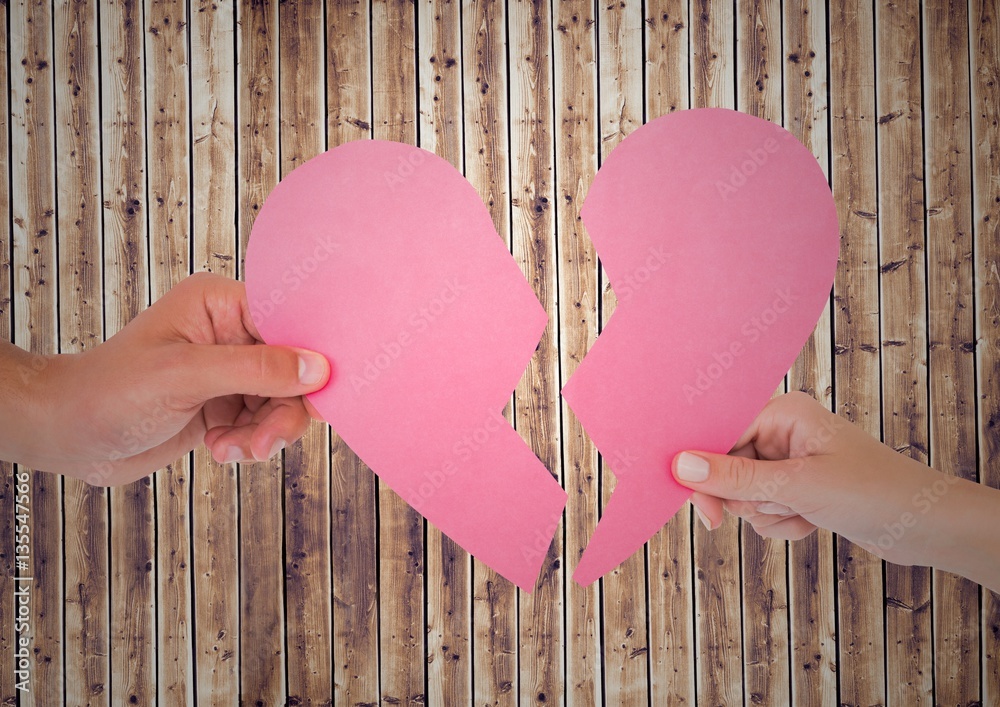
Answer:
596, 1, 648, 703
326, 2, 381, 704
11, 0, 65, 703
53, 0, 110, 702
417, 2, 473, 704
0, 5, 16, 704
277, 1, 334, 703
970, 0, 1000, 699
643, 2, 696, 704
689, 3, 743, 705
922, 2, 981, 704
874, 2, 933, 703
460, 1, 518, 704
144, 1, 194, 703
829, 1, 886, 704
553, 0, 601, 703
734, 2, 791, 704
781, 2, 838, 704
371, 1, 425, 702
100, 0, 156, 703
190, 1, 241, 702
509, 1, 564, 705
237, 1, 286, 702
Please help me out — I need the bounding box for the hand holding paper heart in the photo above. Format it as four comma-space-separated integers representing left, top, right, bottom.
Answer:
563, 108, 839, 585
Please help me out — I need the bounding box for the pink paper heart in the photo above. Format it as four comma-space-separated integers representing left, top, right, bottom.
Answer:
563, 108, 839, 585
244, 141, 567, 592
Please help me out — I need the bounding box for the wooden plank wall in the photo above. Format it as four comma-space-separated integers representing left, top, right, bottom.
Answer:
1, 0, 998, 704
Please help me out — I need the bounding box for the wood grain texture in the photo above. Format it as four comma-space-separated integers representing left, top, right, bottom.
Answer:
11, 1, 64, 705
874, 2, 934, 703
689, 3, 745, 706
371, 1, 425, 703
0, 8, 15, 705
54, 0, 110, 703
326, 2, 381, 705
237, 1, 286, 703
736, 2, 791, 704
145, 1, 195, 703
829, 2, 887, 705
191, 1, 241, 702
643, 3, 696, 705
554, 0, 602, 704
509, 1, 564, 705
417, 4, 473, 704
0, 2, 995, 703
277, 1, 335, 703
99, 0, 156, 703
922, 2, 981, 703
781, 2, 837, 704
596, 2, 649, 705
971, 0, 1000, 700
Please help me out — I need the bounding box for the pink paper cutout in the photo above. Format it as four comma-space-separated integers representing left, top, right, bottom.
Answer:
244, 141, 567, 592
563, 108, 839, 586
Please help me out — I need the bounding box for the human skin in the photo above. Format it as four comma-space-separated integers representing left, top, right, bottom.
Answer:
0, 272, 330, 486
672, 391, 1000, 594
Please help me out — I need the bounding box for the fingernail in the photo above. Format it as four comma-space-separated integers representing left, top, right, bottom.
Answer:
268, 438, 286, 459
297, 350, 328, 386
675, 452, 710, 482
222, 445, 243, 464
694, 506, 712, 530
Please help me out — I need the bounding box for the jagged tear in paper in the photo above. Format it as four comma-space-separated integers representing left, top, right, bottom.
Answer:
563, 108, 839, 586
245, 141, 567, 592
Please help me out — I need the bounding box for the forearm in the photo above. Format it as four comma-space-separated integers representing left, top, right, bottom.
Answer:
924, 474, 1000, 594
0, 341, 59, 470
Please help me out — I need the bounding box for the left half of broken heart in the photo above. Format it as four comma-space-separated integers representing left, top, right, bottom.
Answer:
243, 140, 567, 592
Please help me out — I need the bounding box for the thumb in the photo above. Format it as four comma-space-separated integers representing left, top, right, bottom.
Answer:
174, 343, 331, 401
671, 451, 802, 504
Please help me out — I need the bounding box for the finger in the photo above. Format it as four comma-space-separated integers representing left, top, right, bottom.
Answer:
690, 492, 724, 530
206, 426, 256, 464
746, 515, 816, 541
247, 399, 311, 461
175, 342, 331, 401
672, 450, 803, 504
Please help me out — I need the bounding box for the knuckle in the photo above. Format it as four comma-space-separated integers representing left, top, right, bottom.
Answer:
726, 455, 759, 495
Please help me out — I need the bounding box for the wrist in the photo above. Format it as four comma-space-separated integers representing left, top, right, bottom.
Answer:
923, 475, 1000, 592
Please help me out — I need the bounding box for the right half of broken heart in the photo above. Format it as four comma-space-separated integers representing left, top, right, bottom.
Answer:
563, 108, 840, 586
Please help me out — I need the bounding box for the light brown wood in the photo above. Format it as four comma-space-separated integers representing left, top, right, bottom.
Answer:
190, 1, 240, 702
829, 2, 887, 704
371, 1, 426, 703
236, 1, 286, 703
874, 2, 934, 703
99, 0, 156, 703
643, 2, 696, 704
277, 1, 334, 704
970, 0, 1000, 699
0, 7, 15, 704
597, 1, 649, 704
735, 2, 790, 704
418, 2, 473, 704
554, 0, 602, 703
144, 1, 194, 703
325, 1, 381, 704
509, 1, 564, 705
54, 0, 111, 703
922, 2, 981, 703
689, 3, 744, 705
781, 2, 837, 704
